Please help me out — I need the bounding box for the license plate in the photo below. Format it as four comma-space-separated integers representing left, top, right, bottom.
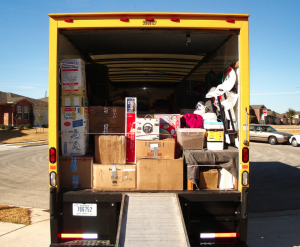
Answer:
73, 203, 97, 216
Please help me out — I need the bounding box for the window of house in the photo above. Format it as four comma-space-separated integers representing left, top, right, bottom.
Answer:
17, 106, 22, 119
24, 106, 29, 120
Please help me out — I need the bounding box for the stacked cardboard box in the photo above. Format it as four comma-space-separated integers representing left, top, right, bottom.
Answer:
60, 59, 89, 157
59, 156, 93, 189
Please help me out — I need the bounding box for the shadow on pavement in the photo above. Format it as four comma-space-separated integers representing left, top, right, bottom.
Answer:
249, 161, 300, 213
0, 130, 27, 144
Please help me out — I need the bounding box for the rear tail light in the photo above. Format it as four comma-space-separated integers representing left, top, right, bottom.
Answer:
64, 19, 73, 23
200, 232, 237, 239
242, 171, 249, 186
50, 172, 57, 187
60, 233, 98, 239
242, 147, 249, 163
49, 147, 56, 163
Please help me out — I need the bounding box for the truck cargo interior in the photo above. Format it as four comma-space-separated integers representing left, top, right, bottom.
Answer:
58, 28, 241, 191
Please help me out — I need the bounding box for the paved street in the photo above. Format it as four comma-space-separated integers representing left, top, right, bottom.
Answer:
0, 145, 49, 209
0, 143, 299, 246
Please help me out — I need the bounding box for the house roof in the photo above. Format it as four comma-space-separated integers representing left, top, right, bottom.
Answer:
267, 110, 276, 116
250, 105, 267, 109
0, 91, 48, 106
38, 97, 49, 102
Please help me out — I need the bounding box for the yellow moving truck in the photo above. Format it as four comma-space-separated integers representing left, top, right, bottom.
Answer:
48, 12, 250, 247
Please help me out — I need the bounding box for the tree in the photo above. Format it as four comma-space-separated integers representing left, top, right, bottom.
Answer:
286, 108, 296, 125
13, 112, 18, 127
35, 102, 47, 132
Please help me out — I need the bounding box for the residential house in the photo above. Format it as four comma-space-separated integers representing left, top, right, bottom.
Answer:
0, 91, 48, 127
292, 111, 300, 125
249, 105, 268, 124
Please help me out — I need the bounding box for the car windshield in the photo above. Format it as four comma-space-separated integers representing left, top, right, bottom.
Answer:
258, 126, 277, 132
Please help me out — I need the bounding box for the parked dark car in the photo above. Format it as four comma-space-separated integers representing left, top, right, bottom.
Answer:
249, 124, 293, 145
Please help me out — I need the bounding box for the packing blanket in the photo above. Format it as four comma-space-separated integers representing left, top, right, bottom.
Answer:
183, 146, 238, 185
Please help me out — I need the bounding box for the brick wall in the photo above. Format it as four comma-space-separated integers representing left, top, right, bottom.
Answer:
15, 100, 34, 125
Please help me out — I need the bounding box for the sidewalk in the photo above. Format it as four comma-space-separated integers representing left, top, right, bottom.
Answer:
0, 208, 50, 247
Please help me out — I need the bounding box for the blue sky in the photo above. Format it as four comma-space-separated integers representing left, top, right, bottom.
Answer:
0, 0, 299, 113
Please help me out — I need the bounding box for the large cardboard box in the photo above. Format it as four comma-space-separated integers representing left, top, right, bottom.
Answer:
59, 156, 93, 189
136, 139, 175, 159
199, 169, 219, 189
137, 158, 184, 190
61, 107, 89, 156
93, 164, 136, 190
61, 133, 89, 156
89, 106, 125, 134
61, 59, 86, 96
94, 135, 126, 164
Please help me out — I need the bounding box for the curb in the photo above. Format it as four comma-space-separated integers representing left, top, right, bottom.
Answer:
2, 140, 48, 146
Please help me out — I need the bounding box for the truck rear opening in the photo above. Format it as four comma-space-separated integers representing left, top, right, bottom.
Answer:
49, 13, 249, 247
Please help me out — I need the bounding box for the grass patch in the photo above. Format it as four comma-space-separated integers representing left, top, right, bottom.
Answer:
270, 125, 300, 135
0, 205, 31, 225
0, 127, 48, 144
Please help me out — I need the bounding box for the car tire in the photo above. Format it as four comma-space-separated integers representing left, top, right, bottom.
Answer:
291, 138, 299, 147
269, 136, 277, 145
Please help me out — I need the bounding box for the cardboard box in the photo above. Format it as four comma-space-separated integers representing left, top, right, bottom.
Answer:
94, 135, 126, 164
93, 164, 136, 190
61, 132, 89, 156
136, 118, 159, 140
136, 139, 175, 159
89, 106, 125, 134
61, 59, 86, 96
61, 96, 89, 107
137, 158, 184, 190
199, 169, 219, 189
61, 107, 89, 156
59, 156, 93, 189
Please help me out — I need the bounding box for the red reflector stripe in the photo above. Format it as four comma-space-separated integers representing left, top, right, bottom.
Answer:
242, 165, 249, 169
200, 232, 237, 238
215, 233, 237, 238
50, 166, 56, 170
60, 233, 98, 239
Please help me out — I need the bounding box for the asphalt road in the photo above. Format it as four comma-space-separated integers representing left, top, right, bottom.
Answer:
249, 141, 300, 213
0, 145, 49, 209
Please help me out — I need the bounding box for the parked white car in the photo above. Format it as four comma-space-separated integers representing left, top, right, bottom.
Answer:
289, 134, 300, 147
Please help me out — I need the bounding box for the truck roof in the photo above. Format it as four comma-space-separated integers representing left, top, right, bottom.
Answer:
49, 12, 250, 18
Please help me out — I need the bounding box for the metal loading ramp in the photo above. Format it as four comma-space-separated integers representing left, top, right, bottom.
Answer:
116, 193, 190, 247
